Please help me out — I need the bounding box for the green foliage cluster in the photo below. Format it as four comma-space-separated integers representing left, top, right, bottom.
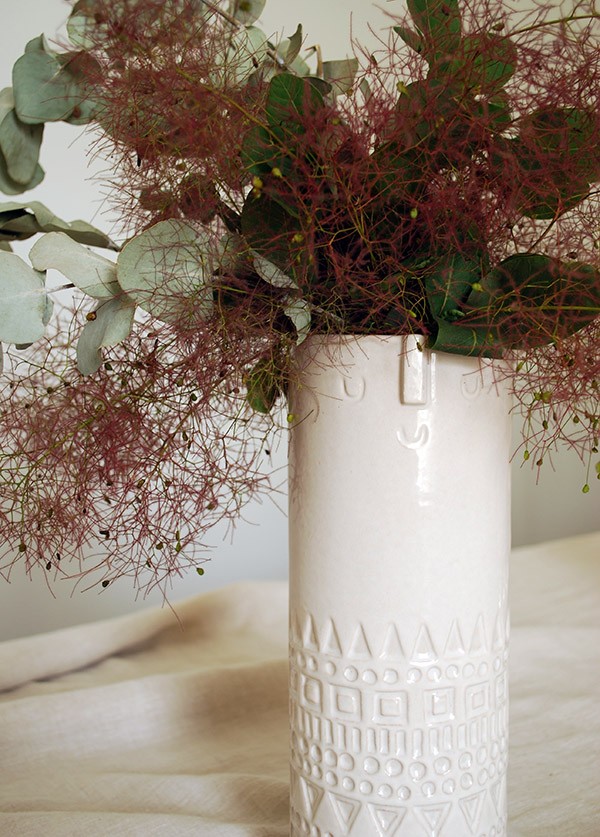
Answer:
0, 0, 598, 416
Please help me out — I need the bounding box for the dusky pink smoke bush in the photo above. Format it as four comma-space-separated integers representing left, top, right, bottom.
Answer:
0, 0, 598, 592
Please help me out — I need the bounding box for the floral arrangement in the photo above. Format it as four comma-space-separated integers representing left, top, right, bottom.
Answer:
0, 0, 598, 593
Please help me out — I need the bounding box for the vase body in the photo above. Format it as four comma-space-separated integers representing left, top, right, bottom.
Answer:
288, 336, 511, 837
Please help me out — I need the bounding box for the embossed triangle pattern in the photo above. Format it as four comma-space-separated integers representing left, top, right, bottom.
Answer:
443, 619, 466, 658
380, 624, 404, 660
367, 803, 407, 836
299, 777, 323, 818
469, 614, 487, 655
348, 624, 371, 659
459, 790, 486, 833
411, 624, 437, 664
413, 802, 451, 836
322, 619, 343, 656
328, 792, 361, 833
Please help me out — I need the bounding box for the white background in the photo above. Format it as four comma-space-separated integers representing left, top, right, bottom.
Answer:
0, 0, 597, 639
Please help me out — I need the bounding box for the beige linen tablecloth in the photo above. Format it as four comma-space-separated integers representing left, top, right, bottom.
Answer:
0, 532, 598, 836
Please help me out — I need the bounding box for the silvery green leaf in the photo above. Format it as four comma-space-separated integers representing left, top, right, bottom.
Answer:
283, 297, 311, 344
117, 220, 214, 323
29, 233, 120, 299
226, 27, 270, 84
0, 89, 13, 122
289, 53, 310, 77
253, 253, 298, 288
322, 58, 360, 96
0, 201, 117, 249
0, 154, 44, 195
285, 25, 303, 64
12, 36, 81, 124
0, 88, 43, 185
66, 2, 98, 50
0, 251, 52, 344
217, 231, 248, 273
230, 0, 266, 26
76, 296, 136, 376
358, 77, 372, 101
0, 342, 3, 373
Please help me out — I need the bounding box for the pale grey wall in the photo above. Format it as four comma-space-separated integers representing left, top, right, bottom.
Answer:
0, 0, 597, 639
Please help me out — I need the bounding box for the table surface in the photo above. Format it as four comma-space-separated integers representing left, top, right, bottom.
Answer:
0, 532, 598, 836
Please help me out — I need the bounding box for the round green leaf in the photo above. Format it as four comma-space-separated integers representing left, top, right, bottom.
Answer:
0, 155, 44, 196
117, 220, 214, 323
29, 233, 120, 299
0, 251, 52, 343
230, 0, 266, 26
12, 37, 80, 124
76, 296, 136, 375
253, 253, 297, 288
0, 88, 44, 186
283, 297, 311, 344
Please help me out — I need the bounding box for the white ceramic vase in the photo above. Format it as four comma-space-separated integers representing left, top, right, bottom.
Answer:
288, 335, 512, 837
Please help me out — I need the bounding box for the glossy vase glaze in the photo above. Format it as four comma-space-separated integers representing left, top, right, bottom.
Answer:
288, 335, 512, 837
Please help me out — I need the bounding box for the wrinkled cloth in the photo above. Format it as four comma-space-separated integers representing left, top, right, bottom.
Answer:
0, 533, 598, 836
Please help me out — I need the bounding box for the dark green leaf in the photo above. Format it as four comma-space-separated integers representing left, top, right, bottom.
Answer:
393, 26, 424, 54
466, 254, 600, 346
427, 318, 500, 356
406, 0, 462, 52
424, 253, 480, 319
265, 73, 326, 133
240, 191, 300, 269
439, 33, 517, 93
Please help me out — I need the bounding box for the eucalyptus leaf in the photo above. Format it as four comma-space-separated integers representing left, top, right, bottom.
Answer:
13, 36, 79, 124
0, 251, 52, 344
229, 0, 266, 26
222, 27, 269, 85
283, 297, 311, 344
117, 220, 214, 323
245, 356, 282, 413
253, 253, 298, 288
66, 2, 98, 50
0, 156, 44, 195
285, 24, 303, 65
0, 88, 13, 124
29, 233, 120, 299
0, 201, 117, 249
322, 58, 359, 96
77, 296, 136, 375
0, 88, 44, 185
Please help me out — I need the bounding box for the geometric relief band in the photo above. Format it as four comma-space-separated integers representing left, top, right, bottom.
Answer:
289, 608, 509, 836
